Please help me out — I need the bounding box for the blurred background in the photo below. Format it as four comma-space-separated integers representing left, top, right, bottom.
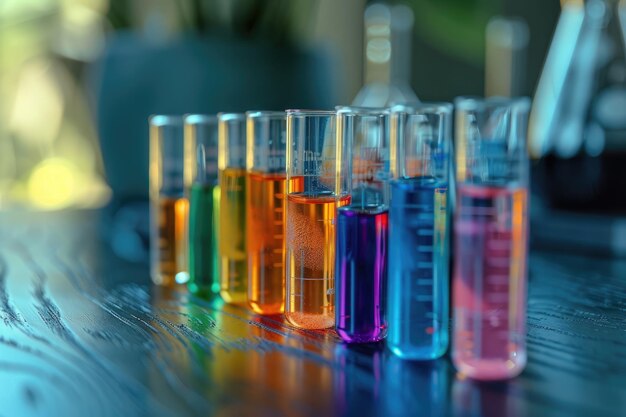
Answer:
1, 0, 624, 256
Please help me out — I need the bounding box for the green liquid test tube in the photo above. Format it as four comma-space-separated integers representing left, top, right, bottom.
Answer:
184, 115, 220, 298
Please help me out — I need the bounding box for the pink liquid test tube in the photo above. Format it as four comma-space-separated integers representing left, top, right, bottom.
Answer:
452, 97, 531, 381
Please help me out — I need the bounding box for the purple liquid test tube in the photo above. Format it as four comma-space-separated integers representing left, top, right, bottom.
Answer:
452, 97, 531, 380
335, 107, 390, 343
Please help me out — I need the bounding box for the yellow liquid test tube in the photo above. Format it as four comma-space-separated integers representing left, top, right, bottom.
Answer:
149, 115, 189, 286
218, 113, 247, 304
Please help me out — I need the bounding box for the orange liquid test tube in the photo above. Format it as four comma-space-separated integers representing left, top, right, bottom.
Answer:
149, 115, 189, 286
285, 192, 349, 328
247, 172, 286, 313
246, 112, 291, 314
284, 110, 350, 329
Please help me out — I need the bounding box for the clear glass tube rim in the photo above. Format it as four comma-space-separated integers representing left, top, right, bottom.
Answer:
390, 101, 453, 115
184, 114, 218, 125
286, 109, 336, 117
217, 112, 246, 122
246, 110, 286, 119
150, 114, 184, 127
335, 106, 390, 115
454, 96, 531, 112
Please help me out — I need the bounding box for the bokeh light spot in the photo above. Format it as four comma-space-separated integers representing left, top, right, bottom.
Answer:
28, 158, 77, 209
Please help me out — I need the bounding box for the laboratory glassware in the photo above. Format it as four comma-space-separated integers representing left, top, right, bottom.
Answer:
218, 113, 248, 304
285, 110, 350, 329
149, 115, 188, 286
335, 107, 389, 343
246, 111, 288, 315
387, 103, 452, 359
453, 96, 531, 380
485, 16, 529, 97
352, 4, 419, 107
530, 0, 626, 211
185, 114, 220, 298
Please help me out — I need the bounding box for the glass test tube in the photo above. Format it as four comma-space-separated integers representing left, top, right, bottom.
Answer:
218, 113, 248, 304
335, 107, 389, 343
149, 115, 189, 286
452, 97, 530, 380
285, 110, 350, 329
246, 111, 288, 315
184, 114, 220, 298
387, 103, 452, 359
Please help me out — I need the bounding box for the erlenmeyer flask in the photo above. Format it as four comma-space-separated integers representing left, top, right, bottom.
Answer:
530, 0, 626, 211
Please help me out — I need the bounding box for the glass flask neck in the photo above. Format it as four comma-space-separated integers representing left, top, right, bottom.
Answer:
354, 4, 418, 107
363, 4, 413, 86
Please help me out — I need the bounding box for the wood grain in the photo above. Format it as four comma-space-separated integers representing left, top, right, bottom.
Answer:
0, 210, 624, 417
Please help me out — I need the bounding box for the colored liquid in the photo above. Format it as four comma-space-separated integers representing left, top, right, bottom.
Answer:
219, 168, 247, 304
212, 186, 221, 289
387, 177, 449, 359
187, 183, 220, 298
246, 172, 288, 315
335, 205, 388, 343
285, 192, 350, 329
452, 184, 528, 380
150, 197, 188, 286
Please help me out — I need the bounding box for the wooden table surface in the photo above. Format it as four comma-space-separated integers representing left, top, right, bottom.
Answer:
0, 210, 624, 417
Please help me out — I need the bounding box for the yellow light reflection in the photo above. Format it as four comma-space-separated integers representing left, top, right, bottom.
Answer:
9, 59, 63, 147
28, 158, 77, 210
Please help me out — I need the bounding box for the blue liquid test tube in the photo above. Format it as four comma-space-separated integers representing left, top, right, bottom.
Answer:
387, 103, 453, 359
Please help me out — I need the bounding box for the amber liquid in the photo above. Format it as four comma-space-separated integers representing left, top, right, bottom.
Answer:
247, 173, 304, 314
246, 172, 287, 314
150, 197, 188, 286
285, 193, 350, 329
219, 168, 247, 304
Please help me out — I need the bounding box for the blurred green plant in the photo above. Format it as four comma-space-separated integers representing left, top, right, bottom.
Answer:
404, 0, 501, 65
106, 0, 317, 44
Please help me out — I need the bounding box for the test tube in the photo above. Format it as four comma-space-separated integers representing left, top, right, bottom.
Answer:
149, 115, 189, 286
285, 110, 350, 329
387, 103, 452, 359
184, 114, 220, 298
452, 97, 530, 380
246, 111, 288, 315
218, 113, 247, 304
335, 107, 389, 343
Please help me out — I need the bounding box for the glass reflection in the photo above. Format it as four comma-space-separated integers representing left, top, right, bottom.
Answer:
333, 343, 384, 416
452, 377, 526, 417
149, 286, 204, 415
248, 317, 335, 417
381, 355, 450, 417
